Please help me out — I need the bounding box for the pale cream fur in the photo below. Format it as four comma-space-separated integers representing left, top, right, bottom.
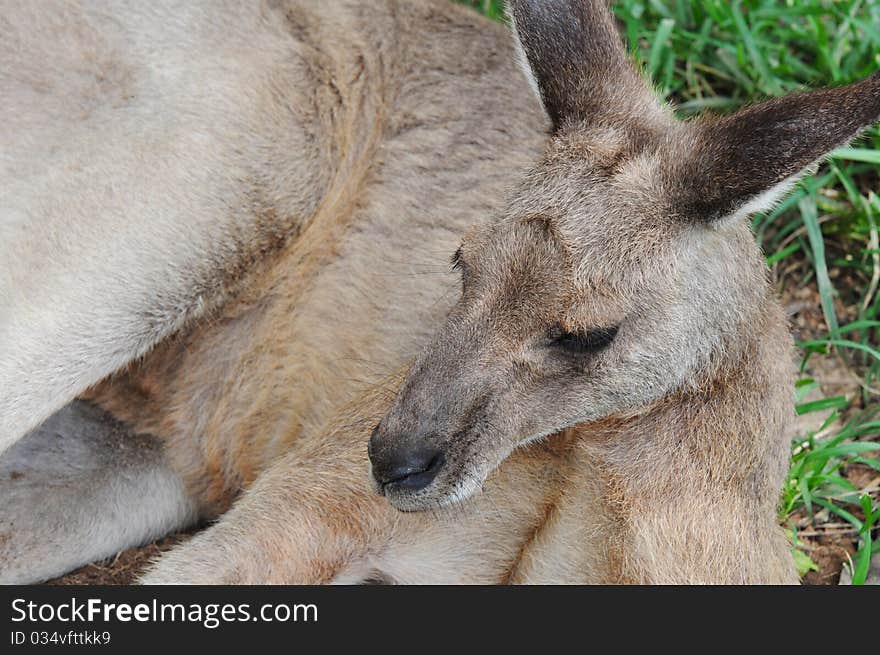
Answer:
4, 0, 878, 584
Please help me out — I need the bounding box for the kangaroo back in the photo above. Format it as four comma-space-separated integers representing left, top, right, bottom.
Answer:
0, 0, 336, 448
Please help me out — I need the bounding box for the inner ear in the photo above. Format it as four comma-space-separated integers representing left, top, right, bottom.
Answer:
670, 72, 880, 225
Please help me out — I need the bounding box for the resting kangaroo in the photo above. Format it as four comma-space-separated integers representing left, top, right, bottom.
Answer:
2, 0, 879, 584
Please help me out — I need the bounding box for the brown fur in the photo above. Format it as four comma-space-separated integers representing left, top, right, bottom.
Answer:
86, 0, 546, 515
33, 0, 877, 583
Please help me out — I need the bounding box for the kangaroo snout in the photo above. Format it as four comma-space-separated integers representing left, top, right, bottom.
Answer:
368, 425, 446, 497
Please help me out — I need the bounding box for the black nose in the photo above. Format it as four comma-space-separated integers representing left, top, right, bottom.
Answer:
368, 429, 445, 493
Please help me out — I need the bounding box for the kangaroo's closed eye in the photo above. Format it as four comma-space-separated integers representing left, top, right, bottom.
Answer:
548, 324, 619, 355
451, 247, 472, 289
451, 247, 465, 272
451, 248, 461, 270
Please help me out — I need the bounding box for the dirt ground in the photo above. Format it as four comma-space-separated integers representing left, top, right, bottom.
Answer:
786, 284, 879, 585
46, 281, 876, 585
48, 535, 191, 585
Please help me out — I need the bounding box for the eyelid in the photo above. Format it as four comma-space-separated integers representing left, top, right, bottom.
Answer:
451, 247, 469, 275
548, 324, 618, 353
451, 247, 464, 271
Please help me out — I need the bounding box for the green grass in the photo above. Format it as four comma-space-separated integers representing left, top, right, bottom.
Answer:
462, 0, 880, 584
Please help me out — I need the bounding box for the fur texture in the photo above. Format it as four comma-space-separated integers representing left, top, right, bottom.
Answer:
0, 402, 195, 583
2, 0, 879, 584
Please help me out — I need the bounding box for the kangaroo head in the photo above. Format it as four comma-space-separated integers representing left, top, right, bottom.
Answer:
369, 0, 880, 511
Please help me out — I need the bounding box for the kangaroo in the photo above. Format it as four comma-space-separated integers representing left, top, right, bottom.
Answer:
1, 0, 878, 584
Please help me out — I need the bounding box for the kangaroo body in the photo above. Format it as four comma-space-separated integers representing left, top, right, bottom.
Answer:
3, 0, 878, 584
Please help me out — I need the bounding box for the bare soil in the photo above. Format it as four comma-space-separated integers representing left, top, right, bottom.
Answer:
48, 535, 191, 585
782, 277, 879, 585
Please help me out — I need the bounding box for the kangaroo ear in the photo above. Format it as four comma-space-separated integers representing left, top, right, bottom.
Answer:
672, 72, 880, 225
507, 0, 662, 131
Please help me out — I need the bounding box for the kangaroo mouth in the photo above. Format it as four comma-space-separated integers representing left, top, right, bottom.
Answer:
377, 452, 446, 495
377, 466, 452, 513
368, 400, 501, 512
376, 449, 490, 513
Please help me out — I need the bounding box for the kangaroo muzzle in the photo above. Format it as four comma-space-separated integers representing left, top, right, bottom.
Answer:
368, 425, 446, 494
